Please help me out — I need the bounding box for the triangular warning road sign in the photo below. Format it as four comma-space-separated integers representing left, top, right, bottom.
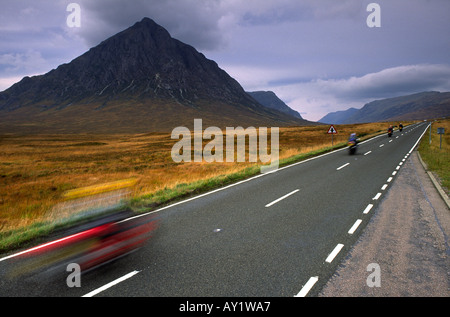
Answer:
327, 125, 337, 134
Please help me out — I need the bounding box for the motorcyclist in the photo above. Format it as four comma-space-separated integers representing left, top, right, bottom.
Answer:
348, 133, 358, 144
348, 133, 358, 154
388, 125, 393, 136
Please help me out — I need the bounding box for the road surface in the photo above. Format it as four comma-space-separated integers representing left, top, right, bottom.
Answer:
0, 122, 433, 297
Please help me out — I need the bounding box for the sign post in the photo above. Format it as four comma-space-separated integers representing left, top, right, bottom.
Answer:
327, 125, 338, 146
437, 127, 445, 149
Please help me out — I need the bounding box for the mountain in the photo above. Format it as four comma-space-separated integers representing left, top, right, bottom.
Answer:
0, 18, 311, 134
247, 91, 303, 119
318, 107, 359, 124
319, 91, 450, 124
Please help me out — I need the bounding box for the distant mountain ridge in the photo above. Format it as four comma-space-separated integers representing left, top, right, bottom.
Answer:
0, 17, 311, 133
247, 91, 303, 119
319, 91, 450, 124
319, 108, 359, 124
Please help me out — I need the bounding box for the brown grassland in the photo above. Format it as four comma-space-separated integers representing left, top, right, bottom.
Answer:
0, 121, 414, 251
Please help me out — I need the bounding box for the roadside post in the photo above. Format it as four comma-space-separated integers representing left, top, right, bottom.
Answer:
437, 127, 445, 149
327, 125, 338, 146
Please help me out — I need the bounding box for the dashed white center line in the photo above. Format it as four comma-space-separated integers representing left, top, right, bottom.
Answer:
381, 184, 388, 190
387, 177, 393, 182
265, 189, 299, 207
336, 163, 350, 170
379, 144, 384, 147
373, 192, 382, 200
325, 244, 344, 263
364, 151, 372, 156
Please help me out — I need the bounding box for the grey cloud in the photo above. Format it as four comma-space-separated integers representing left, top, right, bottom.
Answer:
74, 0, 225, 50
319, 64, 450, 101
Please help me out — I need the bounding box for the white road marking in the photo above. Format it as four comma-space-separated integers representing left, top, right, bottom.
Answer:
364, 151, 372, 156
387, 177, 393, 183
381, 184, 388, 190
373, 193, 382, 200
379, 144, 384, 147
0, 230, 94, 263
348, 219, 362, 234
336, 163, 350, 170
325, 244, 344, 263
265, 189, 299, 207
82, 270, 140, 297
363, 204, 374, 214
295, 276, 318, 297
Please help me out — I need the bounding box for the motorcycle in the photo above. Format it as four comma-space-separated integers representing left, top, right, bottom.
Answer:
387, 127, 393, 137
9, 209, 159, 278
348, 140, 358, 155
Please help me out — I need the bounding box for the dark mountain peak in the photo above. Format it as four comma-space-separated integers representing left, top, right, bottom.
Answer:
0, 18, 310, 133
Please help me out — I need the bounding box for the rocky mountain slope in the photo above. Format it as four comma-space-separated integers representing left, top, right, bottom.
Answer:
247, 91, 303, 119
0, 18, 311, 133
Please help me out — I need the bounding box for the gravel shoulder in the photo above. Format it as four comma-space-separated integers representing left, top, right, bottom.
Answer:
319, 150, 450, 297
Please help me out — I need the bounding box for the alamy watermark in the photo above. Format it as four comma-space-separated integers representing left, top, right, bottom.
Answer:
66, 3, 81, 28
66, 263, 81, 288
367, 3, 381, 28
366, 263, 381, 287
171, 119, 279, 173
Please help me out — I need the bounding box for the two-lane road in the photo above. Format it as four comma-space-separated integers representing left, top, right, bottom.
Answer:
0, 122, 430, 297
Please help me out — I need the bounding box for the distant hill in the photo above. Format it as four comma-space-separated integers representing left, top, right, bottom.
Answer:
0, 18, 312, 134
319, 91, 450, 124
318, 108, 359, 124
247, 91, 303, 119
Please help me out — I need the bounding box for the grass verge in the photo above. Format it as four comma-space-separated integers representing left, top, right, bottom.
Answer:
418, 118, 449, 194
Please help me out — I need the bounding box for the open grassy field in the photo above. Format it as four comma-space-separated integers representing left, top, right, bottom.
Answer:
418, 118, 450, 194
0, 121, 408, 251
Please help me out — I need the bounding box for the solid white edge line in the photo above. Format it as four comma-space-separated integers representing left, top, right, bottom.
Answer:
265, 189, 300, 207
295, 276, 319, 297
325, 244, 344, 263
348, 219, 362, 234
0, 230, 92, 263
82, 270, 140, 297
408, 123, 430, 154
336, 163, 350, 170
363, 204, 374, 214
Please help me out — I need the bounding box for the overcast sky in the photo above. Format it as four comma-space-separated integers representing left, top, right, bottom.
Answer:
1, 0, 449, 121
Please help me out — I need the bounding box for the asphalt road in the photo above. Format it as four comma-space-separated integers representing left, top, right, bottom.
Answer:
0, 122, 431, 297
